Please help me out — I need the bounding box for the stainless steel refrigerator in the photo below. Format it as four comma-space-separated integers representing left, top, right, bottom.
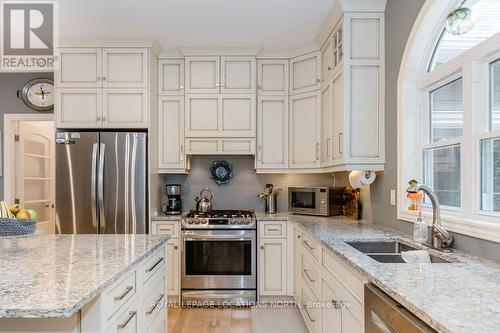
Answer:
55, 131, 147, 234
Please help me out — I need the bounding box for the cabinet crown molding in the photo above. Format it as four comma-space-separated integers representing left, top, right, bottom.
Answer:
59, 38, 162, 56
179, 47, 261, 56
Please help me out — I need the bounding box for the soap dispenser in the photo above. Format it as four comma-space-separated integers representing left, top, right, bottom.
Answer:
413, 211, 428, 243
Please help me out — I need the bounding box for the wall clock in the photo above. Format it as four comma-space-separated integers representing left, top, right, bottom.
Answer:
18, 78, 54, 112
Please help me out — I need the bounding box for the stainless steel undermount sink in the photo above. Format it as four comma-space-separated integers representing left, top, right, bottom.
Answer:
345, 241, 456, 263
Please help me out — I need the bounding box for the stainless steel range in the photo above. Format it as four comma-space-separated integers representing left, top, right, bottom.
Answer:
181, 210, 257, 306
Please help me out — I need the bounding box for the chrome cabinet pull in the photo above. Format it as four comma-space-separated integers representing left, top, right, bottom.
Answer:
117, 311, 136, 329
326, 138, 331, 157
266, 228, 280, 232
114, 286, 133, 301
145, 257, 164, 273
302, 306, 315, 322
102, 76, 106, 81
303, 269, 315, 283
180, 145, 184, 162
146, 294, 164, 315
302, 240, 315, 251
315, 143, 319, 161
338, 133, 343, 154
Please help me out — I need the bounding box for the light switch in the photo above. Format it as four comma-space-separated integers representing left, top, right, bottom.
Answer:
390, 189, 396, 206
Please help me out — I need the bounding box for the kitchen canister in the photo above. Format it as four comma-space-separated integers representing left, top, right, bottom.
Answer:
266, 194, 277, 214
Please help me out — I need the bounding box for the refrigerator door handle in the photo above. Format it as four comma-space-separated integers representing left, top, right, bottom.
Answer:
98, 143, 106, 229
91, 143, 98, 229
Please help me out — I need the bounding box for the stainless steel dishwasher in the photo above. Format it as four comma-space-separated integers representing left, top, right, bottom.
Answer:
365, 284, 436, 333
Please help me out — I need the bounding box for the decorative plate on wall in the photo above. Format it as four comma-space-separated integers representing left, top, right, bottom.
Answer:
210, 160, 233, 185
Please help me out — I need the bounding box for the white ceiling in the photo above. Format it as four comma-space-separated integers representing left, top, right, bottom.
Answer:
59, 0, 336, 51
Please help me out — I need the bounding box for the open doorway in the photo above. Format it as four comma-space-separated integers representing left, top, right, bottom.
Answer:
4, 114, 55, 234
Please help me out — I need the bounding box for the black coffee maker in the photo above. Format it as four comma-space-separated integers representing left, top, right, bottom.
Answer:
161, 184, 182, 215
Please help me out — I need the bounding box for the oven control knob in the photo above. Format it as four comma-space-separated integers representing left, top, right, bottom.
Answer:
186, 219, 193, 224
194, 219, 200, 224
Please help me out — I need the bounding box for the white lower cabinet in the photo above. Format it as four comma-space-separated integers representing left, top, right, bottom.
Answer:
152, 220, 181, 302
292, 222, 366, 333
258, 238, 287, 296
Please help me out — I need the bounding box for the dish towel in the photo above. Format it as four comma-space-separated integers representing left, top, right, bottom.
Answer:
401, 250, 431, 264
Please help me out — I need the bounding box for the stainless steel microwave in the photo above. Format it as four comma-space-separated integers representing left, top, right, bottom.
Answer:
288, 186, 345, 216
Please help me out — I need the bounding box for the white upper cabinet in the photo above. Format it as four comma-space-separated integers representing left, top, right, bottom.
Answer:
289, 91, 320, 169
57, 48, 102, 88
158, 59, 185, 95
55, 46, 151, 129
185, 94, 255, 138
290, 51, 321, 95
320, 83, 333, 166
185, 57, 220, 94
158, 96, 185, 171
257, 59, 289, 96
257, 96, 288, 169
321, 37, 334, 87
102, 88, 148, 128
186, 56, 256, 94
220, 56, 256, 94
102, 48, 148, 88
56, 88, 102, 128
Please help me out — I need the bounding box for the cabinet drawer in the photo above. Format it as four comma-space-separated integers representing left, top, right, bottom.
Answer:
145, 309, 166, 333
142, 247, 166, 285
259, 221, 286, 238
300, 283, 320, 333
141, 268, 166, 329
103, 270, 137, 321
322, 248, 364, 304
301, 233, 320, 262
153, 221, 179, 238
301, 252, 321, 299
106, 298, 139, 333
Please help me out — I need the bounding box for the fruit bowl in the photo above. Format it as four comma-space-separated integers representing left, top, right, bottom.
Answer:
0, 218, 36, 236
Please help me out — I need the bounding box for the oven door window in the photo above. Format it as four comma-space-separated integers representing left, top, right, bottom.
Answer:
185, 240, 252, 275
291, 191, 316, 209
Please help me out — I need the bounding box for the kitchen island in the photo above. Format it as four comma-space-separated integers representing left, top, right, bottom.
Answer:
0, 234, 169, 332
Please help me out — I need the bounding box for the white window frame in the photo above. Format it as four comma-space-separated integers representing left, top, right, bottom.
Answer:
398, 0, 500, 243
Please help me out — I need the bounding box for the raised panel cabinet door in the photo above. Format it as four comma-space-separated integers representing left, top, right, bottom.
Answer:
320, 83, 333, 166
185, 94, 220, 137
56, 88, 102, 128
158, 59, 185, 95
158, 96, 185, 169
293, 227, 303, 303
185, 56, 220, 94
220, 56, 256, 94
259, 238, 287, 296
257, 97, 288, 168
57, 48, 102, 88
257, 59, 289, 96
220, 95, 256, 137
332, 73, 344, 162
102, 48, 148, 88
102, 88, 148, 128
166, 238, 180, 297
290, 51, 321, 95
321, 276, 342, 333
289, 91, 321, 169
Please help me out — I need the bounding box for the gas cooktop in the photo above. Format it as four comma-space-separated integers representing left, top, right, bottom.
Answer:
182, 210, 256, 229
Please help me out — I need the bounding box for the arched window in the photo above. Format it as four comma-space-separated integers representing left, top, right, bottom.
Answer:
398, 0, 500, 242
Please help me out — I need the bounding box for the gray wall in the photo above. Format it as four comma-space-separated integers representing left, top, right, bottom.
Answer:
371, 0, 500, 263
0, 73, 54, 199
161, 156, 351, 213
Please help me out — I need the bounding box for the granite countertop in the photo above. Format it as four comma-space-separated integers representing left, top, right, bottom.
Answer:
0, 234, 170, 319
257, 213, 500, 333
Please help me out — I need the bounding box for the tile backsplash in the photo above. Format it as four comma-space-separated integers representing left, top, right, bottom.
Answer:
160, 155, 351, 213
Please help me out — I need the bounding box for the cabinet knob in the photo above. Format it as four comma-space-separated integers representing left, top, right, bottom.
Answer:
316, 78, 320, 83
102, 76, 106, 81
174, 246, 178, 250
328, 67, 332, 71
96, 76, 101, 81
180, 86, 184, 90
96, 117, 101, 121
260, 245, 264, 250
257, 85, 262, 89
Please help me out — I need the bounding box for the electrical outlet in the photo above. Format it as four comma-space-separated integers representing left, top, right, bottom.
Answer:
390, 189, 396, 206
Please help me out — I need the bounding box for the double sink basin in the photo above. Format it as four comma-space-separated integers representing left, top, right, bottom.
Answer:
346, 240, 458, 263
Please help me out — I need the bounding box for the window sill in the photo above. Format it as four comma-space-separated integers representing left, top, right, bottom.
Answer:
398, 210, 500, 244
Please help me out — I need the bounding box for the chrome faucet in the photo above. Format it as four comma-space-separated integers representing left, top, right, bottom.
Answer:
407, 183, 453, 251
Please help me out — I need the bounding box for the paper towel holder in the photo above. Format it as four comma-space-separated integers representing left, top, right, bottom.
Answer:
349, 170, 377, 188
